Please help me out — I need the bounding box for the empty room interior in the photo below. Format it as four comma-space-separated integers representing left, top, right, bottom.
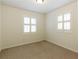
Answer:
0, 0, 78, 59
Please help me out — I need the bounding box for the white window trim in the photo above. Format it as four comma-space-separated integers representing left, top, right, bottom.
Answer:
24, 17, 37, 33
57, 13, 71, 32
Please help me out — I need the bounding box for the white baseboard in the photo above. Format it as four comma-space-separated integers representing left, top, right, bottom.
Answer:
2, 39, 44, 50
46, 40, 78, 53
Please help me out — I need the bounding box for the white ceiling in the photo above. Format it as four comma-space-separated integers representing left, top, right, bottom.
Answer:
2, 0, 77, 13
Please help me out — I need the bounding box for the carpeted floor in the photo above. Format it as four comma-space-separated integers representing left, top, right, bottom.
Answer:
0, 41, 78, 59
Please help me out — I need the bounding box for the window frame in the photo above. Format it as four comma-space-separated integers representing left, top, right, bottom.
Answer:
24, 17, 37, 33
31, 18, 37, 32
57, 13, 71, 31
64, 13, 71, 31
58, 15, 63, 30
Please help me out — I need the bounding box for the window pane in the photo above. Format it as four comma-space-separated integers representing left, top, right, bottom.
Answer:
37, 0, 43, 4
58, 15, 63, 22
24, 17, 30, 24
64, 13, 71, 21
24, 25, 30, 32
58, 23, 62, 30
31, 25, 36, 32
31, 18, 36, 24
64, 22, 70, 30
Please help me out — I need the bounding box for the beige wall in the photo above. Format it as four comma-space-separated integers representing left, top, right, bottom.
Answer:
1, 2, 77, 53
0, 4, 2, 51
46, 2, 78, 52
2, 5, 45, 49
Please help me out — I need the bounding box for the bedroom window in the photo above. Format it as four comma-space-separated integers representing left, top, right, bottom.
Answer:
31, 18, 36, 32
64, 13, 71, 30
58, 15, 63, 30
58, 13, 71, 31
24, 17, 36, 32
24, 17, 30, 32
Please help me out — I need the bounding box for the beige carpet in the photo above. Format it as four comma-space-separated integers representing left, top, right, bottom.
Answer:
0, 41, 78, 59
